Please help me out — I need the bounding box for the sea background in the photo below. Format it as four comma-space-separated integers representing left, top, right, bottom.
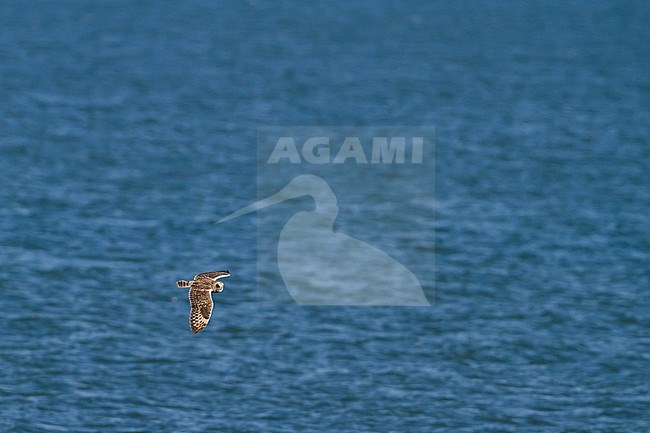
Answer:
0, 1, 649, 432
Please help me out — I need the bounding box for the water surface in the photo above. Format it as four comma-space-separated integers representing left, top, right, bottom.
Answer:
0, 1, 648, 431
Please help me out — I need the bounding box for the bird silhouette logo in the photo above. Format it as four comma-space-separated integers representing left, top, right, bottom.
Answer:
219, 175, 430, 306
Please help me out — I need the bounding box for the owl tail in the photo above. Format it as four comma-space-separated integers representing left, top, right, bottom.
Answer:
177, 280, 191, 288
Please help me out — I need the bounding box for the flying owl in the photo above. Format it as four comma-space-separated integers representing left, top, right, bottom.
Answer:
176, 270, 230, 334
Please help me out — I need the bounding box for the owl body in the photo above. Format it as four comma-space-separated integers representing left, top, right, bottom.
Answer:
176, 270, 230, 333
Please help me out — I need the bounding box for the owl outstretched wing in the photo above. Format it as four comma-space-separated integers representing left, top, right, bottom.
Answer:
188, 288, 214, 334
194, 270, 230, 281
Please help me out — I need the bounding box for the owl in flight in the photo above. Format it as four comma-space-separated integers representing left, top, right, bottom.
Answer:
176, 270, 230, 334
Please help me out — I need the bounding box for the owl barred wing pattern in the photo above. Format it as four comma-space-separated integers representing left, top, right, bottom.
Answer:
195, 270, 230, 280
188, 288, 214, 334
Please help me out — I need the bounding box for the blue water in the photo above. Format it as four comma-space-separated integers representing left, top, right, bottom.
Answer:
1, 1, 649, 431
